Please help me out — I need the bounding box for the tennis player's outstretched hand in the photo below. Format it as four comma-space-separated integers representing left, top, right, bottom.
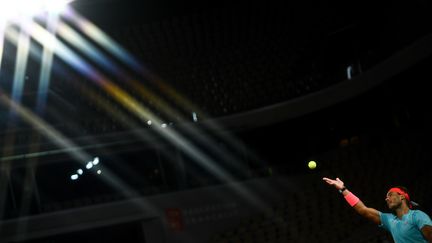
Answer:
322, 177, 345, 190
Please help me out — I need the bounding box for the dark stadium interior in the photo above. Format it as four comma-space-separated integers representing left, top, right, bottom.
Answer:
1, 0, 432, 242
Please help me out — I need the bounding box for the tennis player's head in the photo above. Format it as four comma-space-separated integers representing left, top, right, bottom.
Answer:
385, 186, 417, 210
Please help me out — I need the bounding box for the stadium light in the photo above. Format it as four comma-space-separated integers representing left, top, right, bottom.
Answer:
0, 0, 73, 23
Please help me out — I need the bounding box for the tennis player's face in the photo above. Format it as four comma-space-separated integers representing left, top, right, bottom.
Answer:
385, 192, 403, 210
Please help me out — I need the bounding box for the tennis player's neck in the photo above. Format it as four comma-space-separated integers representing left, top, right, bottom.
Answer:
395, 206, 410, 219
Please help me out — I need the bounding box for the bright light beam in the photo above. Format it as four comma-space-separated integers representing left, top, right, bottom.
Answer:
62, 8, 142, 71
0, 91, 159, 214
0, 22, 5, 70
72, 80, 258, 195
55, 20, 184, 121
62, 8, 204, 116
37, 12, 59, 114
11, 22, 31, 111
20, 20, 166, 125
1, 92, 88, 163
56, 21, 122, 76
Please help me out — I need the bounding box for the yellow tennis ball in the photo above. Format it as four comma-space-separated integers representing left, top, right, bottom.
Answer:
308, 161, 317, 169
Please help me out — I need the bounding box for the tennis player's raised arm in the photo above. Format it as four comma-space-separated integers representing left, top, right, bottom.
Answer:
323, 177, 381, 225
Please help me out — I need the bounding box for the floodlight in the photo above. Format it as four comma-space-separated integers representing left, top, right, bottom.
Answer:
0, 0, 73, 23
